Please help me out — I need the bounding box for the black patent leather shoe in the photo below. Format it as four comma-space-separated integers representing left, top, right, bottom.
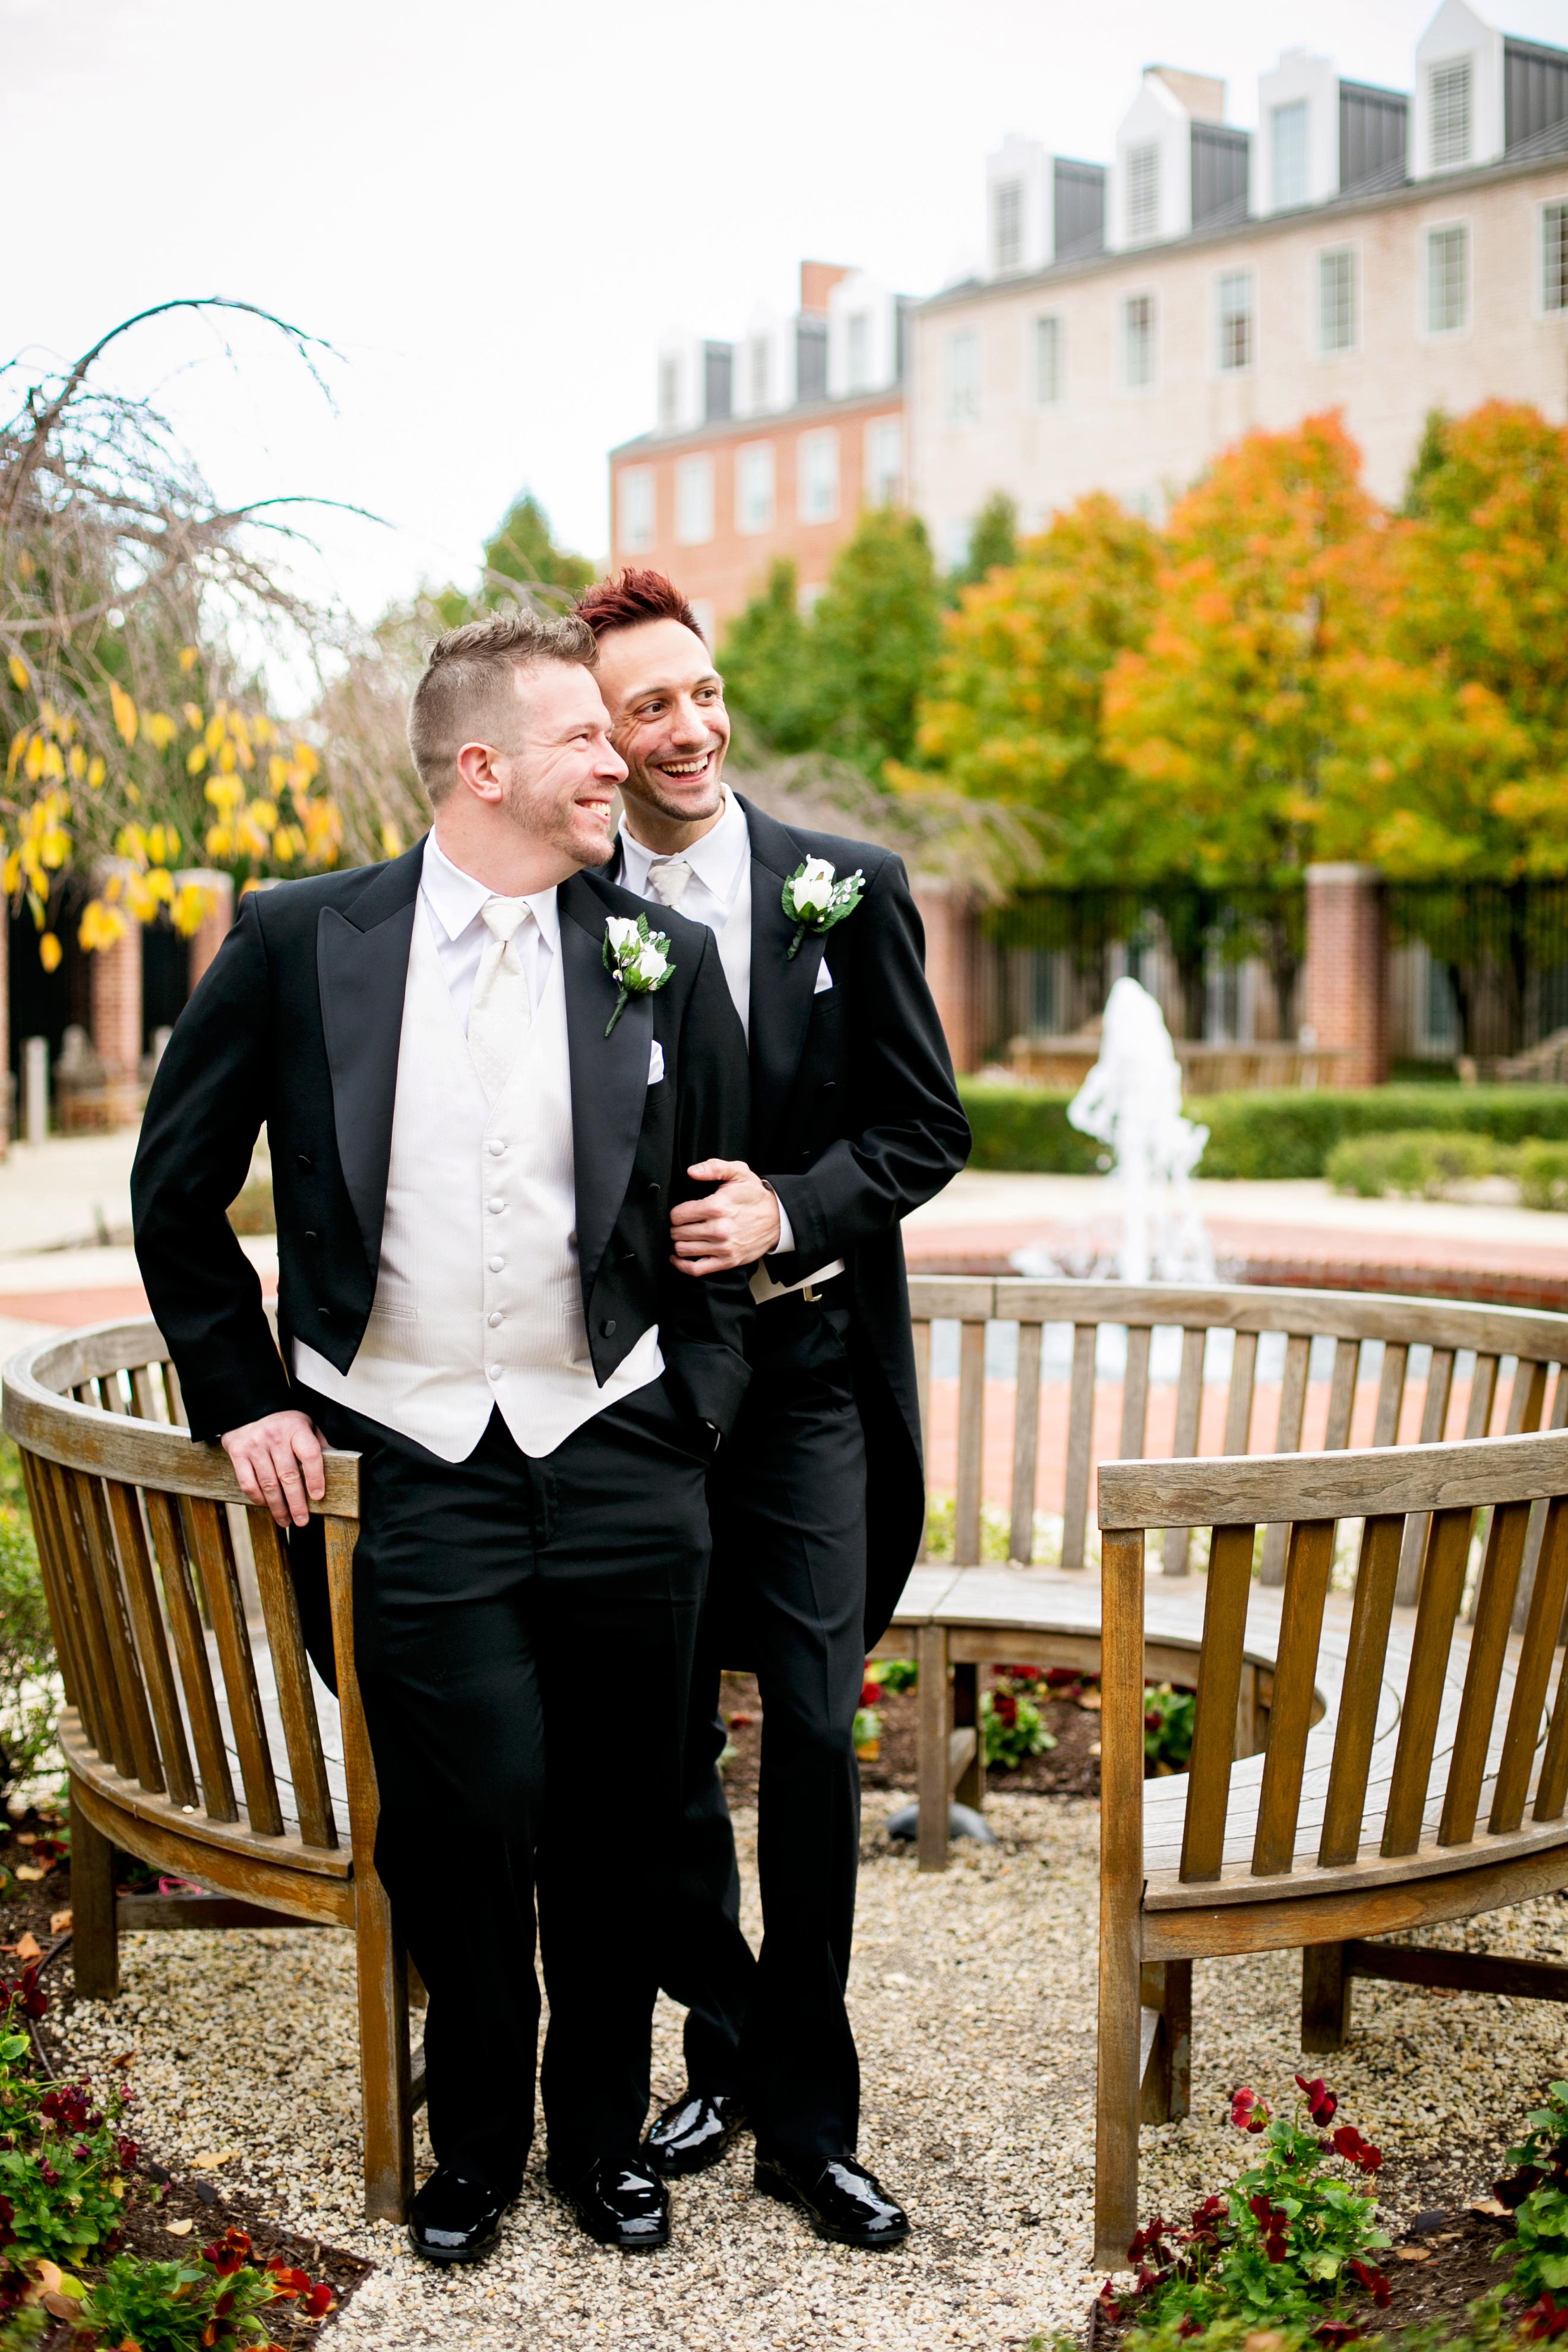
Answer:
643, 2089, 749, 2177
548, 2155, 671, 2252
407, 2165, 516, 2265
755, 2151, 911, 2249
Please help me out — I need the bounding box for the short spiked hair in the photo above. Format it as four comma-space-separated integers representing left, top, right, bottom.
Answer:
575, 568, 703, 643
406, 604, 598, 804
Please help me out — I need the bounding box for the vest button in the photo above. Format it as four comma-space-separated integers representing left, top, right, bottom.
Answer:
488, 1197, 504, 1212
488, 1256, 504, 1272
600, 1319, 617, 1338
488, 1364, 502, 1380
488, 1139, 505, 1156
488, 1311, 503, 1328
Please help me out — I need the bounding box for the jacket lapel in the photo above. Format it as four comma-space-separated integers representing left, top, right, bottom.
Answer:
558, 870, 654, 1303
735, 793, 824, 1164
316, 840, 424, 1279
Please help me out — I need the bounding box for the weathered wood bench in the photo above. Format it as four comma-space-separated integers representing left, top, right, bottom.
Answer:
1093, 1422, 1568, 2266
1, 1319, 417, 2222
894, 1278, 1568, 1872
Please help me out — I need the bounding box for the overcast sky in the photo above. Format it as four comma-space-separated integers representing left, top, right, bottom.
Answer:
8, 0, 1567, 640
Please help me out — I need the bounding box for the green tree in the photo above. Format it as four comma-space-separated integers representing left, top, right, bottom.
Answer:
714, 558, 820, 752
948, 492, 1019, 593
809, 507, 943, 774
481, 491, 595, 602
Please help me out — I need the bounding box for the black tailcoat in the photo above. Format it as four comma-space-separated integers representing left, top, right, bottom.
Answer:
619, 793, 970, 1644
132, 841, 754, 1447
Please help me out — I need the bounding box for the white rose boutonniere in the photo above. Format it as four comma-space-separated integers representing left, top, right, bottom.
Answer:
602, 913, 675, 1036
780, 856, 866, 960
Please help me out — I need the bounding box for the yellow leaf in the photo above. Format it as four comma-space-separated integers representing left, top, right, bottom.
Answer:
7, 655, 27, 691
67, 746, 86, 780
86, 755, 105, 788
37, 934, 61, 972
109, 681, 138, 745
381, 821, 404, 858
186, 744, 208, 774
24, 735, 44, 782
217, 739, 237, 773
178, 646, 198, 674
40, 742, 64, 780
7, 730, 26, 780
182, 702, 203, 731
293, 739, 321, 782
145, 712, 178, 751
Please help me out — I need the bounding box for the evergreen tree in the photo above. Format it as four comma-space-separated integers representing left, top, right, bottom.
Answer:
949, 491, 1019, 593
809, 508, 943, 775
715, 559, 821, 752
480, 491, 595, 602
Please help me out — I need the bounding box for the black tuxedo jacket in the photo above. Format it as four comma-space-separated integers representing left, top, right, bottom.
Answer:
615, 792, 970, 1643
132, 842, 754, 1449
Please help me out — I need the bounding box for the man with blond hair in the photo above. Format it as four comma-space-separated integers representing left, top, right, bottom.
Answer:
134, 606, 753, 2262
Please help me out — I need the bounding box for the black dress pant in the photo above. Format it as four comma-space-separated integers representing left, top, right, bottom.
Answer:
298, 1379, 712, 2193
661, 1297, 868, 2160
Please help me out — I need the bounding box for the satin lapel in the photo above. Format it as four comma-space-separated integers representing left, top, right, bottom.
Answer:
558, 872, 653, 1302
315, 842, 425, 1279
739, 798, 824, 1165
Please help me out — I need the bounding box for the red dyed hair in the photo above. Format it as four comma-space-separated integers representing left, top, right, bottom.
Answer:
576, 568, 703, 643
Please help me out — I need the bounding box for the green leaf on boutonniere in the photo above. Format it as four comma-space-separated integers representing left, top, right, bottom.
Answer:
602, 913, 675, 1035
780, 858, 866, 959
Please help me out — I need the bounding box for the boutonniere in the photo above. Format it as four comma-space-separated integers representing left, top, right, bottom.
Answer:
602, 914, 675, 1036
780, 858, 866, 960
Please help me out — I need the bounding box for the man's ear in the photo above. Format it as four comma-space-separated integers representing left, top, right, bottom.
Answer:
455, 740, 504, 803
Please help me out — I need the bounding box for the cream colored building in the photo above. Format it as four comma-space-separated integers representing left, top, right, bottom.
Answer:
913, 1, 1568, 559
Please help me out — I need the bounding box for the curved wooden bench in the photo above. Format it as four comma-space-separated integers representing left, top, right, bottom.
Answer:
1, 1320, 415, 2223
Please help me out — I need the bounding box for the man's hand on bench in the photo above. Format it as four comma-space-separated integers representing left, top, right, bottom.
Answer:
222, 1409, 327, 1529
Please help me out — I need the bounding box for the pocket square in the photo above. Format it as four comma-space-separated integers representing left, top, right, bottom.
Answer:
814, 961, 834, 995
648, 1039, 665, 1085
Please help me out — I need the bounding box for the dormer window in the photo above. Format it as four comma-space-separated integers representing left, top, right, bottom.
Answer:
993, 178, 1025, 273
657, 355, 681, 432
747, 335, 770, 411
845, 312, 871, 394
1127, 143, 1161, 242
1430, 56, 1472, 168
1271, 99, 1308, 208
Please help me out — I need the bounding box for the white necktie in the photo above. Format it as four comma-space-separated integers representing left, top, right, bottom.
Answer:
646, 856, 693, 911
467, 897, 533, 1105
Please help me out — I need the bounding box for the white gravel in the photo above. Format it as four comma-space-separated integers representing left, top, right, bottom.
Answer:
61, 1794, 1568, 2350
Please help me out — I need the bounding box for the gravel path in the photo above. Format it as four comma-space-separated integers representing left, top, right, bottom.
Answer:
62, 1794, 1568, 2350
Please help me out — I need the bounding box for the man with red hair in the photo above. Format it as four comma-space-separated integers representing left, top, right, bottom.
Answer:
577, 568, 968, 2250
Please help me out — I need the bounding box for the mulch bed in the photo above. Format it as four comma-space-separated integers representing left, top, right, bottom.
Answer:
1, 1800, 374, 2336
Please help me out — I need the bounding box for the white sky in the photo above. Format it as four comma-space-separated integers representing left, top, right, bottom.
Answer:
8, 0, 1568, 637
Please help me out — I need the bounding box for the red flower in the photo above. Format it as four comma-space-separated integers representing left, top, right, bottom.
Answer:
1314, 2323, 1363, 2345
994, 1693, 1019, 1727
15, 1968, 47, 2021
1178, 2318, 1205, 2339
1231, 2087, 1270, 2133
1331, 2125, 1384, 2173
1295, 2073, 1339, 2126
860, 1678, 882, 1708
300, 2282, 336, 2319
203, 2225, 253, 2277
1349, 2259, 1392, 2307
1523, 2294, 1568, 2340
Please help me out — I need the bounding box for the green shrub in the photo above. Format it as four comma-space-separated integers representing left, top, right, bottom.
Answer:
980, 1687, 1055, 1769
959, 1080, 1568, 1180
1497, 2079, 1568, 2303
75, 2229, 333, 2350
1143, 1683, 1196, 1772
0, 1444, 58, 1798
1326, 1128, 1506, 1199
1520, 1143, 1568, 1213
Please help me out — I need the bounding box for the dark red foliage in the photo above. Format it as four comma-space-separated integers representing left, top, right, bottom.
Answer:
1523, 2295, 1568, 2341
1348, 2258, 1392, 2307
1295, 2073, 1339, 2126
1330, 2125, 1384, 2174
203, 2226, 253, 2277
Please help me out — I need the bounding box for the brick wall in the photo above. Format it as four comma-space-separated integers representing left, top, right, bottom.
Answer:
914, 875, 981, 1075
1303, 862, 1387, 1088
89, 902, 144, 1120
184, 870, 236, 992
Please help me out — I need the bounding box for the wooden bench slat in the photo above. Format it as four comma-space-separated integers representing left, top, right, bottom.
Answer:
1323, 1338, 1361, 1450
246, 1509, 339, 1851
1372, 1342, 1409, 1449
1396, 1346, 1457, 1606
48, 1460, 131, 1774
1512, 1367, 1568, 1634
954, 1323, 987, 1568
912, 1319, 932, 1565
1318, 1514, 1403, 1866
182, 1497, 284, 1838
1222, 1329, 1258, 1457
1061, 1325, 1096, 1572
103, 1478, 198, 1813
1178, 1522, 1256, 1884
1441, 1497, 1534, 1846
1251, 1519, 1335, 1876
1009, 1322, 1043, 1566
1099, 1423, 1568, 1531
1120, 1324, 1152, 1462
1493, 1495, 1568, 1833
19, 1448, 88, 1724
127, 1365, 163, 1422
1160, 1327, 1206, 1579
75, 1469, 166, 1797
1382, 1507, 1473, 1856
144, 1490, 239, 1825
1260, 1334, 1312, 1587
1465, 1355, 1500, 1440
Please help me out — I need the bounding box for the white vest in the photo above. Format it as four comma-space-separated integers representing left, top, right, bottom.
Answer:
293, 900, 662, 1462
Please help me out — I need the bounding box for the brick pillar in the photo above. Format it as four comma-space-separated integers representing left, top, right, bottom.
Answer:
1303, 862, 1387, 1089
0, 905, 10, 1155
912, 875, 981, 1074
181, 868, 235, 992
90, 897, 144, 1124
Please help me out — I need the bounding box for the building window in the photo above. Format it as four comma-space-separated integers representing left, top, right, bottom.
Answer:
1427, 223, 1469, 334
1127, 142, 1160, 242
1123, 293, 1157, 388
735, 442, 775, 535
1033, 314, 1065, 403
657, 355, 682, 433
798, 428, 840, 523
1216, 270, 1254, 371
845, 311, 871, 394
1544, 202, 1568, 314
674, 453, 714, 545
865, 418, 903, 506
1429, 56, 1472, 169
946, 329, 981, 424
618, 466, 655, 554
747, 334, 772, 411
993, 176, 1025, 272
1318, 247, 1357, 352
1272, 99, 1309, 208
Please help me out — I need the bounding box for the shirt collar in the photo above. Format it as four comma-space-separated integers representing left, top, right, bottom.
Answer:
421, 829, 559, 950
619, 786, 750, 909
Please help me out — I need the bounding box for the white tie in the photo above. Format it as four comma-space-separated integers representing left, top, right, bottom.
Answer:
646, 856, 693, 911
467, 897, 533, 1105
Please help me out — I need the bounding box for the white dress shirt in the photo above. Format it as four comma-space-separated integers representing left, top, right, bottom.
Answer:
421, 827, 557, 1026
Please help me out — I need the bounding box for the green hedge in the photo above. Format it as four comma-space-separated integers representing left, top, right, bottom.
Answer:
958, 1080, 1568, 1180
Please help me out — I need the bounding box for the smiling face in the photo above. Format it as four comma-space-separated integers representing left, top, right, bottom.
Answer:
590, 617, 731, 835
492, 660, 627, 867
